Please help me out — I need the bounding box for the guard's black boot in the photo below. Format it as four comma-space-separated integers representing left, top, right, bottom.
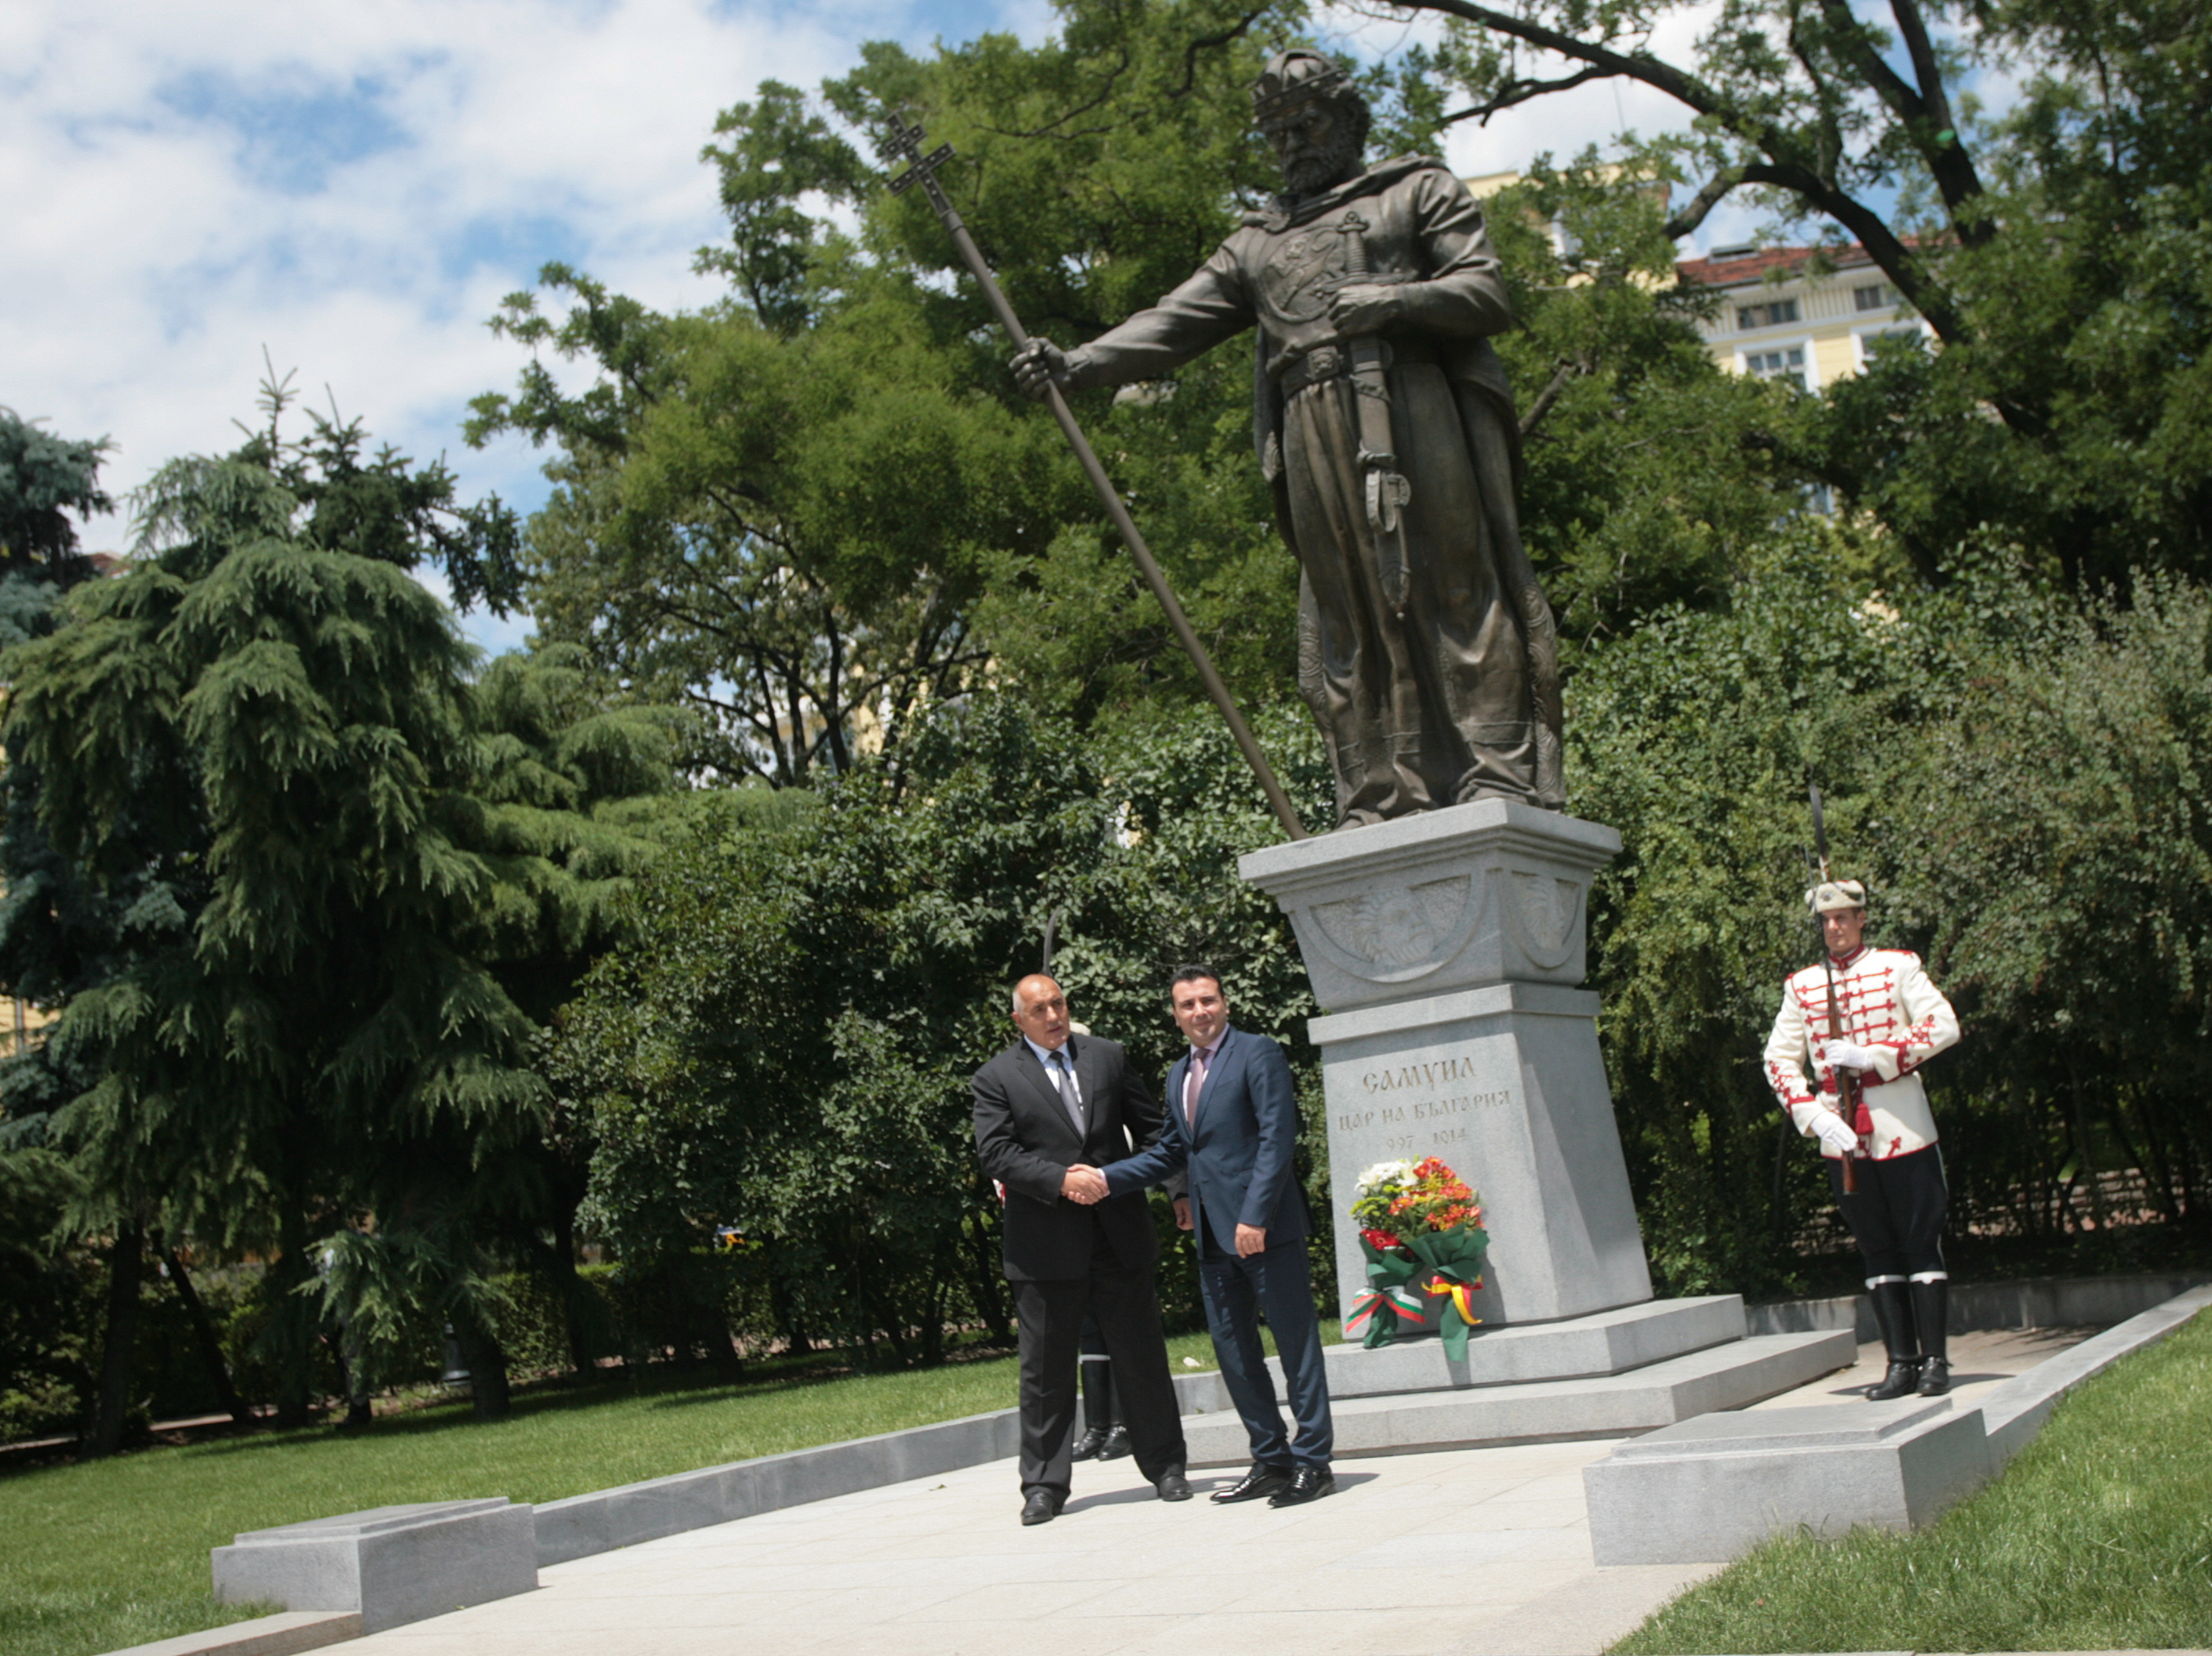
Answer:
1071, 1359, 1113, 1460
1912, 1279, 1951, 1396
1866, 1280, 1922, 1401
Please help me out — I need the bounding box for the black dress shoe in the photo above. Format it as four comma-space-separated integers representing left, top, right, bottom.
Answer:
1021, 1489, 1063, 1526
1095, 1424, 1133, 1461
1153, 1467, 1193, 1502
1267, 1465, 1336, 1507
1916, 1357, 1951, 1396
1210, 1462, 1294, 1505
1867, 1358, 1922, 1401
1070, 1425, 1110, 1461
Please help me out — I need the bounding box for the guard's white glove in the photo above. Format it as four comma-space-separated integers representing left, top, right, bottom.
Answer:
1813, 1113, 1860, 1157
1821, 1038, 1881, 1073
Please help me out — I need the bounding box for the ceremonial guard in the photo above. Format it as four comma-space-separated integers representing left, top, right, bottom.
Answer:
1765, 879, 1961, 1397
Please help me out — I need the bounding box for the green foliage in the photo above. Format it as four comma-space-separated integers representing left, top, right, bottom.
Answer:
1391, 0, 2212, 591
1477, 154, 1826, 654
0, 408, 110, 586
0, 1150, 93, 1440
1571, 538, 2212, 1292
0, 384, 689, 1425
1614, 1306, 2212, 1653
563, 693, 1337, 1356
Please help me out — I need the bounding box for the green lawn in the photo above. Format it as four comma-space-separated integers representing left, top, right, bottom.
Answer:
1613, 1306, 2212, 1653
0, 1322, 1327, 1656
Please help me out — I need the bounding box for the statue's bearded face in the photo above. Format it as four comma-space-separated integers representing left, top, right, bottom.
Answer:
1264, 100, 1360, 197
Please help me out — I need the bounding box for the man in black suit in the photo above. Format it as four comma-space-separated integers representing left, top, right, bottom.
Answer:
1077, 966, 1336, 1507
971, 973, 1191, 1525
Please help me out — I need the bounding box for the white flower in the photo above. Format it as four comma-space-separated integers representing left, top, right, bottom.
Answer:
1355, 1159, 1415, 1194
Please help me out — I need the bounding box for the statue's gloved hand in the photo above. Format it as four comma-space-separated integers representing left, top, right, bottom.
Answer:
1327, 281, 1405, 337
1011, 339, 1070, 401
1813, 1113, 1859, 1157
1820, 1038, 1880, 1073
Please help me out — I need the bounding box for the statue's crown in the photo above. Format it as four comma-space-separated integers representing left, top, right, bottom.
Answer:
1251, 49, 1350, 125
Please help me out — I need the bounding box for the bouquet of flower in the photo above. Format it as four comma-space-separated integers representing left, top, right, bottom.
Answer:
1344, 1157, 1488, 1356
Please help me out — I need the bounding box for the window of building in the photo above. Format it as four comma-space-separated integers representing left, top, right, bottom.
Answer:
1853, 281, 1899, 312
1743, 345, 1808, 386
1736, 298, 1801, 330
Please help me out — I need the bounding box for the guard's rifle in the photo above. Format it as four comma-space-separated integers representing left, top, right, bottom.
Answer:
1807, 785, 1859, 1194
876, 112, 1306, 842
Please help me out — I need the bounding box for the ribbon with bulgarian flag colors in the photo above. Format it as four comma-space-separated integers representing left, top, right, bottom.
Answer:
1350, 1226, 1490, 1357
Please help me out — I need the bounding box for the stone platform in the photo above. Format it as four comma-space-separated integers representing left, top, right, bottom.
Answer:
1272, 1293, 1744, 1398
212, 1500, 537, 1633
1185, 1326, 1852, 1464
1582, 1282, 2212, 1564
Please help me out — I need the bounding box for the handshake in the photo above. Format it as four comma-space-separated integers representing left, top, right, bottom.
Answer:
1061, 1164, 1110, 1205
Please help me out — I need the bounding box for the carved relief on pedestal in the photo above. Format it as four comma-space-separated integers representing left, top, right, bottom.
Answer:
1299, 873, 1485, 984
1501, 868, 1584, 973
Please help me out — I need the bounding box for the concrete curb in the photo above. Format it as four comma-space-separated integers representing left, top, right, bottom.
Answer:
1979, 1281, 2212, 1462
98, 1612, 361, 1656
534, 1366, 1225, 1565
1745, 1269, 2211, 1344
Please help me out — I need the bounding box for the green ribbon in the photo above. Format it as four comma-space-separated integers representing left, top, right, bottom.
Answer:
1352, 1227, 1490, 1357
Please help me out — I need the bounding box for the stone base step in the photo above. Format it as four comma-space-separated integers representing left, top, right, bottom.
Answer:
1182, 1328, 1855, 1464
1276, 1293, 1747, 1400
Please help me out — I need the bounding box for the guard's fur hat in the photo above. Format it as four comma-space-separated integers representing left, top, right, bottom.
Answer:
1807, 879, 1867, 915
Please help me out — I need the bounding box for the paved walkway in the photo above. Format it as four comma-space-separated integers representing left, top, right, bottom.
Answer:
352, 1327, 2093, 1656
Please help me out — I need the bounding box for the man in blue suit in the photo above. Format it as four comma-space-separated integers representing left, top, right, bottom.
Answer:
1073, 966, 1336, 1506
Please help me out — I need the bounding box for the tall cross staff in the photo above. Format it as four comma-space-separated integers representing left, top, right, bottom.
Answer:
879, 112, 1309, 841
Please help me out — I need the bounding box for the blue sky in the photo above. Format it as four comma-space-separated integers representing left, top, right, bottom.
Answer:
3, 0, 1755, 658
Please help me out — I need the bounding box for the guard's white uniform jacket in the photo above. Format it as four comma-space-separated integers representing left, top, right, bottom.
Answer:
1764, 945, 1960, 1160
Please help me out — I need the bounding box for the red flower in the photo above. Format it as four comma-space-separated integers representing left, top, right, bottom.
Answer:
1361, 1228, 1404, 1251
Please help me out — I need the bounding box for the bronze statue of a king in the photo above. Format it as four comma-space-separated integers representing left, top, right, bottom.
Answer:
1015, 49, 1564, 828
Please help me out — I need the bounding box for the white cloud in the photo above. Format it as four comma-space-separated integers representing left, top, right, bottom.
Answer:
2, 0, 1034, 651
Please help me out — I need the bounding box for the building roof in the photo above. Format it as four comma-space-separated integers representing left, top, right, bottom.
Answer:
1675, 241, 1882, 289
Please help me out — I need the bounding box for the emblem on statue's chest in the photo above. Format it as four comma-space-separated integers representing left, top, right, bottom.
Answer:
1260, 222, 1356, 324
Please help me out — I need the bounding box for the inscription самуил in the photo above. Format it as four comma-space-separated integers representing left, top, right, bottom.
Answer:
1334, 1051, 1509, 1140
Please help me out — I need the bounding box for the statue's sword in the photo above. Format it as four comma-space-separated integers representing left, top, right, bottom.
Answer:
878, 112, 1307, 841
1335, 212, 1413, 618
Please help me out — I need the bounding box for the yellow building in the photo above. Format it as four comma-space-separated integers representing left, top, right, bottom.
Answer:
1676, 242, 1933, 389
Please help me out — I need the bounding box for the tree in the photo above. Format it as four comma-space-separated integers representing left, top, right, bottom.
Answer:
1471, 154, 1831, 652
1896, 574, 2212, 1243
470, 2, 1330, 784
0, 406, 111, 587
0, 426, 210, 1453
1378, 0, 2212, 587
5, 398, 548, 1425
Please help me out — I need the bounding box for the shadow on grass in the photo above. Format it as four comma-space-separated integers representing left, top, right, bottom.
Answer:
146, 1339, 1032, 1462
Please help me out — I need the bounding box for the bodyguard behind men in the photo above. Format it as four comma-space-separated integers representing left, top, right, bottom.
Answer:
971, 973, 1190, 1525
1076, 966, 1337, 1506
1765, 880, 1962, 1398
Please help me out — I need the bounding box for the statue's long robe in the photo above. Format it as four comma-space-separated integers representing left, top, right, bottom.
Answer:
1073, 155, 1565, 823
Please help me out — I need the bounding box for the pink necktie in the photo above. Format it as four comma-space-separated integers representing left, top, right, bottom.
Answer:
1184, 1045, 1214, 1125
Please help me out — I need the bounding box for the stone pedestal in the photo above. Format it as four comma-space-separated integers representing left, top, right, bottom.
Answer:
212, 1499, 536, 1633
1583, 1398, 1994, 1564
1240, 799, 1651, 1328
